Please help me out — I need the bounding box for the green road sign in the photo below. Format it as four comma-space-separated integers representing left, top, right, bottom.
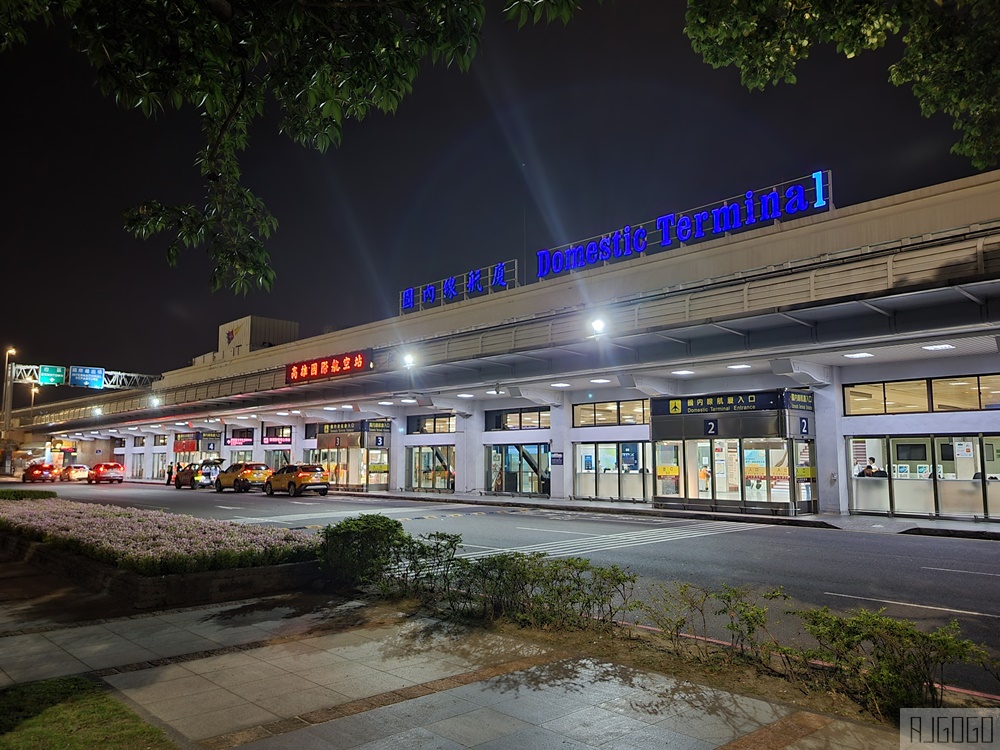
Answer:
38, 365, 66, 386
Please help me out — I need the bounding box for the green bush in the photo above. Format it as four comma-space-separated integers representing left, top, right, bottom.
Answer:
797, 607, 989, 720
318, 514, 408, 588
0, 488, 58, 501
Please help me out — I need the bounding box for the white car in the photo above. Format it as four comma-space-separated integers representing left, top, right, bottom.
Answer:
60, 464, 90, 481
88, 462, 125, 484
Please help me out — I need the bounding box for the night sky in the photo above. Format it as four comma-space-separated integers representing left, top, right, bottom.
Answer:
0, 3, 981, 409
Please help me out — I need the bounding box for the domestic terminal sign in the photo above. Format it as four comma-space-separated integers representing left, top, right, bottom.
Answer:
652, 390, 814, 416
537, 171, 831, 280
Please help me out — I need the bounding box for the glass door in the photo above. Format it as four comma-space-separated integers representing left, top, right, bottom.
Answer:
654, 440, 683, 497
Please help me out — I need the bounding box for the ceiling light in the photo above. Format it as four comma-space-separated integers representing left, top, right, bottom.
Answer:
922, 344, 955, 351
403, 353, 415, 368
236, 415, 249, 419
671, 369, 695, 375
400, 398, 417, 404
175, 422, 187, 425
551, 383, 571, 388
727, 364, 752, 370
93, 407, 102, 415
127, 427, 137, 430
843, 352, 875, 359
291, 410, 301, 414
341, 404, 353, 409
276, 411, 289, 416
590, 378, 611, 384
378, 400, 394, 406
486, 387, 506, 395
322, 406, 338, 411
456, 393, 474, 399
591, 319, 605, 335
108, 429, 117, 433
150, 397, 160, 407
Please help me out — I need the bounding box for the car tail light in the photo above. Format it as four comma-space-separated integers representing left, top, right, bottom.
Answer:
98, 466, 105, 473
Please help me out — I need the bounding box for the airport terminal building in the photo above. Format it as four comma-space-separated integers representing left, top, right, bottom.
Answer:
10, 169, 1000, 521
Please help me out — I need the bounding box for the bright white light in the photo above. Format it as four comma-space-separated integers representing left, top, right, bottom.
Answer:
150, 397, 161, 407
590, 378, 611, 384
174, 422, 187, 426
727, 364, 752, 370
276, 411, 289, 416
377, 400, 395, 406
843, 352, 874, 359
400, 398, 417, 404
921, 344, 955, 351
403, 353, 415, 368
551, 383, 571, 388
93, 407, 102, 415
671, 370, 695, 375
486, 388, 506, 395
127, 427, 138, 430
456, 394, 474, 399
591, 319, 605, 335
291, 410, 301, 414
236, 415, 250, 419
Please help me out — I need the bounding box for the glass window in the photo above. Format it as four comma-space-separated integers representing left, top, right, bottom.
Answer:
844, 383, 885, 415
486, 408, 549, 431
980, 376, 1000, 410
538, 409, 551, 429
619, 400, 645, 425
154, 434, 168, 446
504, 412, 521, 430
305, 423, 319, 439
884, 380, 929, 414
133, 436, 146, 447
520, 410, 541, 429
932, 378, 981, 411
574, 404, 596, 427
595, 402, 619, 426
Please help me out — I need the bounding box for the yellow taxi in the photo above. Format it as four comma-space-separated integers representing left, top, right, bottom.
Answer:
215, 462, 272, 493
263, 464, 330, 497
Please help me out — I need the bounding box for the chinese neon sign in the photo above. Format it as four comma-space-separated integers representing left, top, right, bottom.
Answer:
285, 350, 373, 385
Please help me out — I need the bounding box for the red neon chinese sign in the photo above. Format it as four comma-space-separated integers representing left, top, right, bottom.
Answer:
285, 349, 373, 385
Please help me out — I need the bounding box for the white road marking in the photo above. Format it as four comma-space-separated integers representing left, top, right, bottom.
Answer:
455, 522, 767, 560
216, 505, 244, 510
921, 566, 1000, 577
823, 592, 1000, 619
515, 527, 596, 535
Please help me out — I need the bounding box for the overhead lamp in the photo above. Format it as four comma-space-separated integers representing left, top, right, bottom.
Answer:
922, 344, 955, 351
843, 352, 875, 359
127, 427, 138, 430
378, 400, 395, 406
591, 319, 606, 336
276, 411, 289, 416
93, 407, 103, 415
456, 393, 474, 399
150, 396, 161, 407
590, 378, 611, 384
403, 353, 416, 368
291, 410, 301, 414
551, 383, 571, 388
236, 415, 250, 419
400, 397, 417, 404
671, 370, 695, 375
174, 422, 187, 426
727, 364, 752, 370
322, 406, 337, 411
486, 384, 506, 395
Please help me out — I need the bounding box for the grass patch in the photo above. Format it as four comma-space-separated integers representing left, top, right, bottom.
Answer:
0, 676, 178, 749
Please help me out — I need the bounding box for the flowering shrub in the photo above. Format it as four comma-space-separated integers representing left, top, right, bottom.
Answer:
0, 489, 57, 501
0, 499, 320, 576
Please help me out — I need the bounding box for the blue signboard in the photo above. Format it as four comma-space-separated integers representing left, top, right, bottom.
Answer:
652, 389, 815, 417
68, 366, 105, 389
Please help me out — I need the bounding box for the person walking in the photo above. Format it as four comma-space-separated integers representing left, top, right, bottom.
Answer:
165, 463, 174, 485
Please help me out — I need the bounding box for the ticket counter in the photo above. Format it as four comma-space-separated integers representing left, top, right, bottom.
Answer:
651, 389, 817, 515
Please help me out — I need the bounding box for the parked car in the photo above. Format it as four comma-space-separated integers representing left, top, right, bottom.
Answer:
22, 463, 57, 482
264, 464, 330, 497
174, 459, 224, 489
87, 462, 125, 484
60, 464, 90, 481
215, 462, 272, 493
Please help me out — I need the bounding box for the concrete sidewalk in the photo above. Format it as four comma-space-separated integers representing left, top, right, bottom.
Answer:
0, 588, 900, 750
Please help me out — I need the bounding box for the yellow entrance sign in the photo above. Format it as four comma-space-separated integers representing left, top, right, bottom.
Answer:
668, 400, 682, 414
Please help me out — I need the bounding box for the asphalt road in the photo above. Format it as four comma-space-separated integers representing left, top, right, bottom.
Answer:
50, 481, 1000, 693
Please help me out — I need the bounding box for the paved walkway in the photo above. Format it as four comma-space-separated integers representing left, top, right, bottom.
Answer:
0, 590, 900, 750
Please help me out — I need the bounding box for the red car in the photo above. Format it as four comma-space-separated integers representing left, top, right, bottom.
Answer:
22, 464, 57, 482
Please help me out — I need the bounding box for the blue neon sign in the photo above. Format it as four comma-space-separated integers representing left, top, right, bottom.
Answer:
536, 170, 831, 280
400, 260, 517, 314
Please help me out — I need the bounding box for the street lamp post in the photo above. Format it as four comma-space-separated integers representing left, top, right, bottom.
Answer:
2, 347, 15, 437
30, 385, 39, 423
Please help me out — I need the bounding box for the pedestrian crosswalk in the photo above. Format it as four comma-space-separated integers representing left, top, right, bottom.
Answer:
455, 520, 769, 560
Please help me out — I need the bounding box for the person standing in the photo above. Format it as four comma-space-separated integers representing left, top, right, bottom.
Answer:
165, 463, 174, 485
